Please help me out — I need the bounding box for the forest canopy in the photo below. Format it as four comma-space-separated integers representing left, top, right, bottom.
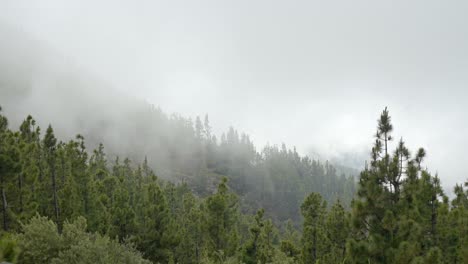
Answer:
0, 106, 467, 263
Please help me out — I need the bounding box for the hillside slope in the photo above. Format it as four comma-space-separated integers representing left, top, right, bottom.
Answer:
0, 23, 356, 222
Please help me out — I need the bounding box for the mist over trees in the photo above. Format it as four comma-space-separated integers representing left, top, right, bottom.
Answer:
0, 23, 356, 225
0, 104, 467, 263
1, 1, 468, 262
1, 26, 467, 263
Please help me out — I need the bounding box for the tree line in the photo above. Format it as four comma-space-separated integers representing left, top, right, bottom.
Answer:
0, 106, 467, 263
82, 105, 357, 224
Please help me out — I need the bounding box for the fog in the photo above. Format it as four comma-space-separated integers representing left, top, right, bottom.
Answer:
1, 0, 468, 193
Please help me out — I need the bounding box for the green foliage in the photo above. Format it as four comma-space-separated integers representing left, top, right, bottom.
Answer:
280, 220, 300, 258
324, 200, 349, 263
16, 215, 64, 263
136, 179, 173, 263
16, 215, 150, 264
241, 209, 275, 264
0, 105, 467, 264
0, 233, 20, 263
347, 108, 467, 264
301, 193, 327, 264
205, 178, 240, 258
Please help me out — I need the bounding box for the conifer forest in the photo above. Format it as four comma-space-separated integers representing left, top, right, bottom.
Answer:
1, 1, 468, 263
0, 106, 467, 263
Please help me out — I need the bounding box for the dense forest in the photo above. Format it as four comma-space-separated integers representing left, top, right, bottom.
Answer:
0, 106, 467, 263
0, 22, 357, 225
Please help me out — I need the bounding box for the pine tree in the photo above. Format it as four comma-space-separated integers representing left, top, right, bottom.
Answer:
43, 125, 60, 223
0, 110, 21, 231
136, 176, 172, 263
280, 220, 300, 261
242, 209, 265, 264
347, 108, 399, 263
16, 115, 41, 226
300, 193, 327, 264
324, 199, 349, 263
109, 183, 136, 241
347, 108, 453, 263
174, 192, 204, 264
205, 178, 240, 259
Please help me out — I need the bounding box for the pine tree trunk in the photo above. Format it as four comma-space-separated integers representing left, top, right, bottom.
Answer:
18, 173, 24, 213
51, 164, 59, 222
61, 157, 65, 187
1, 173, 8, 231
384, 132, 388, 158
2, 189, 7, 231
312, 227, 317, 262
431, 195, 437, 239
195, 240, 199, 264
38, 161, 43, 182
38, 147, 43, 182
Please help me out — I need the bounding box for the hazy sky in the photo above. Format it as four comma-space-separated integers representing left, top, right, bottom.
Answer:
1, 0, 468, 191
